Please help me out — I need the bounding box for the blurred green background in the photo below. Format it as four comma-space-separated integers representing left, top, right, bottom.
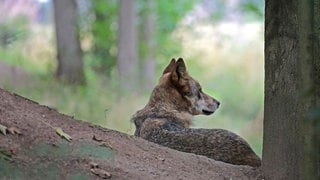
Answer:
0, 0, 264, 156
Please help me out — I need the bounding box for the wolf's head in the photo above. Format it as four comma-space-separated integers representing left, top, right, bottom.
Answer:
132, 58, 220, 131
155, 58, 220, 116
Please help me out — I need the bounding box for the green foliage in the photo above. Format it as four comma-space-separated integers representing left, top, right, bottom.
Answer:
87, 0, 199, 77
0, 16, 29, 48
155, 0, 197, 34
209, 0, 227, 21
155, 0, 199, 58
136, 0, 200, 78
0, 34, 54, 75
241, 0, 264, 20
89, 0, 118, 76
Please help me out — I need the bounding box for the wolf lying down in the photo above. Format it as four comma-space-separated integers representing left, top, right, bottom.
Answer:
132, 58, 261, 167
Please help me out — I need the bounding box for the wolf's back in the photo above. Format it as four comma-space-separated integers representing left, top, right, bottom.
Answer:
135, 118, 261, 167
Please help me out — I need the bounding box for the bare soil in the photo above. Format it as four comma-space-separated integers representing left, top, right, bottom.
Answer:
0, 88, 263, 179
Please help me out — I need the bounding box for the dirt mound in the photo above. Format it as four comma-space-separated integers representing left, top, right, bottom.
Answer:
0, 88, 263, 179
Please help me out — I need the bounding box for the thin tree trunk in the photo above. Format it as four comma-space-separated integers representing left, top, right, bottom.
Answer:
141, 0, 156, 91
263, 0, 320, 179
117, 0, 138, 91
53, 0, 85, 84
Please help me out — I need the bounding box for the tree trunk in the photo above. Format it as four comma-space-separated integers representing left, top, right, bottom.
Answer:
141, 0, 156, 91
117, 0, 138, 92
53, 0, 85, 84
263, 0, 320, 179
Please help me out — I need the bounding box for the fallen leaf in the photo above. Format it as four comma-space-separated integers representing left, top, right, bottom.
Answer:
55, 127, 72, 142
93, 135, 113, 149
9, 148, 18, 156
89, 161, 99, 168
158, 157, 165, 162
99, 142, 113, 149
0, 148, 12, 161
92, 135, 103, 142
0, 124, 7, 135
90, 168, 112, 179
7, 127, 22, 135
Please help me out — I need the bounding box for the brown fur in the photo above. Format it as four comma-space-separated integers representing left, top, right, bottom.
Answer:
132, 58, 261, 167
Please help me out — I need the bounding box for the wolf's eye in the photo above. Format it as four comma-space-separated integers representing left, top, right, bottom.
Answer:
197, 92, 201, 99
185, 92, 192, 96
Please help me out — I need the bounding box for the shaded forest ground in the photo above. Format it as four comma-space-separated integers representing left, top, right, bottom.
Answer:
0, 88, 263, 179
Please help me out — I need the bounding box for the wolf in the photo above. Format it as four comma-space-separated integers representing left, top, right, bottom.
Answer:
132, 58, 261, 167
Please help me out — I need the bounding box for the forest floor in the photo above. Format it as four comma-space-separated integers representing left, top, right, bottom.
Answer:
0, 88, 264, 179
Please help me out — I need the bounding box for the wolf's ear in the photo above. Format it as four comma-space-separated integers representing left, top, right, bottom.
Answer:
163, 58, 176, 74
176, 58, 187, 79
172, 58, 187, 82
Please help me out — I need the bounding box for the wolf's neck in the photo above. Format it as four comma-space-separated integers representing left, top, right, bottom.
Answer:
132, 85, 193, 128
133, 105, 193, 128
135, 85, 193, 128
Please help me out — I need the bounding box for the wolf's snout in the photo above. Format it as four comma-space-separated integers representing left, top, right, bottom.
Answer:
216, 101, 220, 108
202, 101, 220, 115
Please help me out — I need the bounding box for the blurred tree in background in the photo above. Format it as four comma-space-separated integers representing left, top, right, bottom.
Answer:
139, 0, 156, 91
53, 0, 85, 84
117, 0, 139, 91
76, 0, 199, 91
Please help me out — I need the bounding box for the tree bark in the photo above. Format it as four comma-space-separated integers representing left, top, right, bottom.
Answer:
53, 0, 85, 84
263, 0, 320, 179
117, 0, 138, 91
141, 0, 156, 91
